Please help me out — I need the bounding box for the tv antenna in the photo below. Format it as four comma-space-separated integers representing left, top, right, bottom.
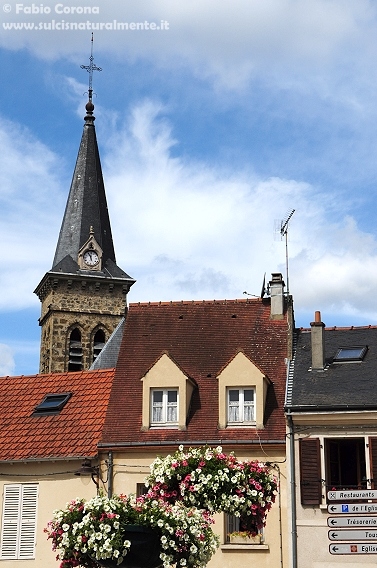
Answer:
274, 209, 295, 295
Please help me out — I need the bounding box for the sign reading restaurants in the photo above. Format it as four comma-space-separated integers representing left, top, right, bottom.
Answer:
327, 490, 377, 501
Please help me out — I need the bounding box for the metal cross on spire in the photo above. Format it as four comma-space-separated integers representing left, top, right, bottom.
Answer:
80, 33, 102, 103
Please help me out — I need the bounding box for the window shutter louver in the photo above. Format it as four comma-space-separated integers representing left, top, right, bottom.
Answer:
1, 485, 21, 559
0, 484, 38, 560
369, 437, 377, 489
19, 485, 38, 558
299, 438, 322, 505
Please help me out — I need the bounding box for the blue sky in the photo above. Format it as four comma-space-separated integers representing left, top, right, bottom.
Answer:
2, 0, 377, 375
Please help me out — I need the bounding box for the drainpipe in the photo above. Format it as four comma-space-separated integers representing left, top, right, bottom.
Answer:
287, 410, 298, 568
108, 451, 113, 498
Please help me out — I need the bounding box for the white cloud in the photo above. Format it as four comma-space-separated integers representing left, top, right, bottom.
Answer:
1, 94, 377, 323
0, 344, 15, 376
0, 116, 64, 310
1, 0, 376, 92
101, 100, 377, 322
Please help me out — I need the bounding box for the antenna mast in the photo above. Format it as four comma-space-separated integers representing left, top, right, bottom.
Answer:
279, 209, 295, 296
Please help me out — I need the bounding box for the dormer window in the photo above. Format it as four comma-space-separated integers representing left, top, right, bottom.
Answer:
151, 389, 178, 426
141, 354, 196, 431
333, 346, 367, 363
217, 352, 270, 430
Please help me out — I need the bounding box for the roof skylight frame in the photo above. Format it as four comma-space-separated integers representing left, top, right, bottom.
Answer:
33, 392, 72, 415
333, 346, 368, 363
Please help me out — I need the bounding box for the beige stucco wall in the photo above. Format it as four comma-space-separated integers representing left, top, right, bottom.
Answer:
290, 415, 377, 568
0, 460, 98, 568
101, 446, 288, 568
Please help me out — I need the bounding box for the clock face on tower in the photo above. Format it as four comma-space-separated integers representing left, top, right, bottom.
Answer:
83, 250, 99, 267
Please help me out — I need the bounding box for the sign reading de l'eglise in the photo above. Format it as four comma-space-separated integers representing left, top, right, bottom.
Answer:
328, 490, 377, 501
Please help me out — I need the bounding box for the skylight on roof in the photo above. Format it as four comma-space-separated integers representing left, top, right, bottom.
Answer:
33, 393, 71, 415
333, 346, 367, 363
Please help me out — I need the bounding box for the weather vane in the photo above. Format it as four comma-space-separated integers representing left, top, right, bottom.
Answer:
80, 33, 102, 103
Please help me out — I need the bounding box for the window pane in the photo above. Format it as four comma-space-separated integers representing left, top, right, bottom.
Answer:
244, 404, 254, 422
229, 390, 239, 402
244, 389, 254, 401
167, 405, 177, 422
167, 390, 177, 403
152, 391, 163, 403
152, 406, 163, 422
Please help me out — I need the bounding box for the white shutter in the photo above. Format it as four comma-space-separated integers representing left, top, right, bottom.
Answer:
1, 484, 21, 559
0, 484, 38, 560
19, 485, 38, 559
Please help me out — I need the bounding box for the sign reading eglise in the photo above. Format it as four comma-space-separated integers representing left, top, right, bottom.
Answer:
330, 544, 377, 555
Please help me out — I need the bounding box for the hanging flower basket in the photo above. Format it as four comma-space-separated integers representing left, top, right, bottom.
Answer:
46, 493, 218, 568
146, 445, 277, 533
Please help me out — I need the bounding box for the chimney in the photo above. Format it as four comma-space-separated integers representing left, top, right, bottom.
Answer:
269, 273, 285, 319
310, 311, 325, 370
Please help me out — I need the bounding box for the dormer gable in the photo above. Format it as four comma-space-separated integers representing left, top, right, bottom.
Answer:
217, 351, 271, 429
141, 353, 196, 431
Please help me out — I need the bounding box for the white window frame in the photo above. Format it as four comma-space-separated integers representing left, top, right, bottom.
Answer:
0, 484, 38, 560
151, 389, 178, 426
227, 387, 255, 425
225, 513, 263, 541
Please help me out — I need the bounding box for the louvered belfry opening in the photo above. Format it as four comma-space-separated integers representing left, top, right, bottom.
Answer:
93, 329, 105, 362
68, 328, 83, 371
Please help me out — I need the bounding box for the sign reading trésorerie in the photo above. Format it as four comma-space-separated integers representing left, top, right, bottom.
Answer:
328, 490, 377, 501
329, 529, 377, 541
328, 503, 377, 514
328, 516, 377, 527
330, 543, 377, 555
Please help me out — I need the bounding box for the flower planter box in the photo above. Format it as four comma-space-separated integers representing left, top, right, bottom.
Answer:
228, 533, 262, 545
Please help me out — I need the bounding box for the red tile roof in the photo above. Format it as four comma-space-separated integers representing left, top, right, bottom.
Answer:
0, 369, 114, 461
101, 298, 289, 446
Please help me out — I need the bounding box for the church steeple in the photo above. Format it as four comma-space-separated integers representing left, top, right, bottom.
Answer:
35, 40, 135, 374
52, 100, 117, 274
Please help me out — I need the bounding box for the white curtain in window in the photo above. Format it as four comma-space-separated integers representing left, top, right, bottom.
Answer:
167, 390, 177, 422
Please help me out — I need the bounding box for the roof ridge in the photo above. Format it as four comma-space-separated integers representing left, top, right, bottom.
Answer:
299, 325, 377, 331
129, 298, 262, 307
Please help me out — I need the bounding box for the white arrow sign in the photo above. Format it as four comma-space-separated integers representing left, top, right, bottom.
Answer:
329, 529, 377, 541
328, 490, 377, 501
328, 517, 377, 527
328, 503, 377, 514
330, 543, 377, 555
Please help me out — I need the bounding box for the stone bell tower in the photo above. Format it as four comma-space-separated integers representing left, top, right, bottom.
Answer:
34, 41, 135, 373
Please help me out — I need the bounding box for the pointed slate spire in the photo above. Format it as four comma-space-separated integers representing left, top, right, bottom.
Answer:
52, 100, 116, 271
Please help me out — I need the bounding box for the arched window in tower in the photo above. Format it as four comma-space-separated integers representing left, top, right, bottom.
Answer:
68, 328, 83, 371
93, 329, 105, 362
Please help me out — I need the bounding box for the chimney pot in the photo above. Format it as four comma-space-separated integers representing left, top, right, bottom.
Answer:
269, 273, 285, 320
310, 310, 325, 370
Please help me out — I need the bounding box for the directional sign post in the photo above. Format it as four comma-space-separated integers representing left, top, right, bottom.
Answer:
329, 529, 377, 541
328, 503, 377, 514
328, 490, 377, 501
328, 516, 377, 528
330, 543, 377, 555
